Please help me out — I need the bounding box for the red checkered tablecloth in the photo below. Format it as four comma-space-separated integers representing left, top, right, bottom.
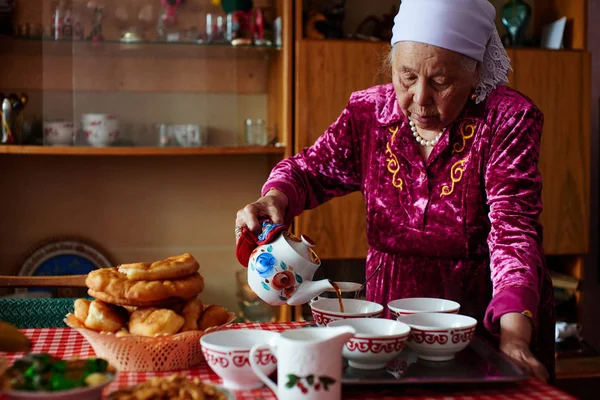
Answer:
1, 323, 575, 400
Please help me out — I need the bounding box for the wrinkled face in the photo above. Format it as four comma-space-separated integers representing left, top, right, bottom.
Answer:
391, 41, 477, 132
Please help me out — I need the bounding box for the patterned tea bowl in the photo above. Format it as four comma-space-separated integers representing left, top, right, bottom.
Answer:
43, 121, 78, 146
310, 298, 383, 327
387, 297, 460, 319
328, 318, 411, 370
397, 313, 477, 362
200, 329, 279, 390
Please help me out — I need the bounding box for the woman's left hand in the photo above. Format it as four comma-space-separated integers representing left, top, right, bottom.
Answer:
499, 313, 549, 382
500, 336, 549, 382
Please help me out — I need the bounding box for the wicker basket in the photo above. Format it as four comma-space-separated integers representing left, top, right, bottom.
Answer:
64, 309, 236, 372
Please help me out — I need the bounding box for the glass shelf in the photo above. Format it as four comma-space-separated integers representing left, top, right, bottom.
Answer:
0, 37, 281, 59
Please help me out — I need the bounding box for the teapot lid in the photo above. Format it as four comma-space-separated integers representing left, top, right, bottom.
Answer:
283, 232, 321, 265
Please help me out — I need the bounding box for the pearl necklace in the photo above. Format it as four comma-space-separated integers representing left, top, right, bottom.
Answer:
409, 118, 443, 147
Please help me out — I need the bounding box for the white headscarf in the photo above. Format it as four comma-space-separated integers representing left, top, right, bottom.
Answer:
391, 0, 511, 103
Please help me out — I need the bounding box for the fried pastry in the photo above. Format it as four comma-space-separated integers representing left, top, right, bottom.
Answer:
197, 305, 230, 331
84, 300, 129, 333
180, 297, 203, 332
107, 374, 227, 400
117, 253, 200, 282
122, 305, 137, 314
128, 308, 185, 337
86, 269, 204, 304
88, 289, 191, 308
115, 328, 130, 337
73, 298, 91, 324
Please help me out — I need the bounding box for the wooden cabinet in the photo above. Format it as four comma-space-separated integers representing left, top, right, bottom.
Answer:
0, 0, 294, 318
293, 43, 591, 258
1, 0, 293, 153
294, 40, 390, 258
512, 50, 591, 255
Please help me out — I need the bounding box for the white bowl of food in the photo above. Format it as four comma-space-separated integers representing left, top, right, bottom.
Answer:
310, 298, 383, 327
387, 298, 460, 319
328, 318, 410, 370
200, 329, 279, 390
397, 313, 477, 361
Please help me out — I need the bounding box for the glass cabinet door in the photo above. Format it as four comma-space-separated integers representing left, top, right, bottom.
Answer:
1, 0, 290, 156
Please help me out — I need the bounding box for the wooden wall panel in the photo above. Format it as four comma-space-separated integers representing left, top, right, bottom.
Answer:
267, 0, 294, 149
294, 40, 390, 259
0, 155, 273, 314
513, 49, 590, 254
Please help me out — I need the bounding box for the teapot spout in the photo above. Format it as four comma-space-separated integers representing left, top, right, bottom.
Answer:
287, 279, 334, 306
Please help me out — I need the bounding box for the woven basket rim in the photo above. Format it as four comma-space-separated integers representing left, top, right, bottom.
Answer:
64, 310, 237, 342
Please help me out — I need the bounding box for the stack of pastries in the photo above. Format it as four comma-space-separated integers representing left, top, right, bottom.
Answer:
71, 253, 231, 337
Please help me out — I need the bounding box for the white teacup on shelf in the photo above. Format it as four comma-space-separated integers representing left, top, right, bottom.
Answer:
43, 121, 78, 146
81, 114, 119, 147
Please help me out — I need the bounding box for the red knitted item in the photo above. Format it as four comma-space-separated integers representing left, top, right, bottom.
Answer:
236, 221, 288, 267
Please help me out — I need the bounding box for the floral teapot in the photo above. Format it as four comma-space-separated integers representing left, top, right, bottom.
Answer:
247, 231, 333, 306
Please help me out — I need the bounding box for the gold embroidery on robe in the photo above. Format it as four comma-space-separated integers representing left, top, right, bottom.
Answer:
453, 121, 477, 154
441, 157, 469, 197
385, 126, 403, 190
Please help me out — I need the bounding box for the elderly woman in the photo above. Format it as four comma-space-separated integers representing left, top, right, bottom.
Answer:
235, 0, 554, 382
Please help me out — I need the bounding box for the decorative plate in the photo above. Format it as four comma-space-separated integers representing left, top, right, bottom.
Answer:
1, 373, 115, 400
14, 237, 113, 298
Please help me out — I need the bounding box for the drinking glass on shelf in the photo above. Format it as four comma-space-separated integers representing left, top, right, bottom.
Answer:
205, 13, 214, 43
156, 124, 172, 147
205, 13, 225, 43
245, 118, 267, 146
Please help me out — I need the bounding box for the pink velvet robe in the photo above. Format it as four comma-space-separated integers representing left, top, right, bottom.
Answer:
262, 84, 555, 378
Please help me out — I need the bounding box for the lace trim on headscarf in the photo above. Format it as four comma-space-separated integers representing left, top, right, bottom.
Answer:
475, 29, 512, 104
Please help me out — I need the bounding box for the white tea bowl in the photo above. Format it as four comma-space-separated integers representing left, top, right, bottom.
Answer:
397, 313, 477, 362
310, 298, 383, 327
328, 318, 410, 370
200, 329, 279, 390
387, 297, 460, 319
317, 281, 363, 300
43, 121, 78, 146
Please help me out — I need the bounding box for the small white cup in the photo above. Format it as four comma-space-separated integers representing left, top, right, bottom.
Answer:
81, 114, 119, 147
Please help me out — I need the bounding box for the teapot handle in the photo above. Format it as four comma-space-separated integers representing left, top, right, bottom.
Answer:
249, 344, 278, 395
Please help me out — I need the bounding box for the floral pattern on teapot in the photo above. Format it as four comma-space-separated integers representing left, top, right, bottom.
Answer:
249, 245, 303, 302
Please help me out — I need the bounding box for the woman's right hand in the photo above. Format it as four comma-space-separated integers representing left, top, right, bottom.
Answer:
235, 189, 289, 237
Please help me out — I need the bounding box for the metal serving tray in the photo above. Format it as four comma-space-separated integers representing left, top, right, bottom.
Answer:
342, 336, 530, 385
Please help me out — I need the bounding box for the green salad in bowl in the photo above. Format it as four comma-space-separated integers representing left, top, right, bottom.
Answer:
1, 354, 115, 400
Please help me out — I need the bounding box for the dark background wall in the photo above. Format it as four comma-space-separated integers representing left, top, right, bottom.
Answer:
584, 0, 599, 351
